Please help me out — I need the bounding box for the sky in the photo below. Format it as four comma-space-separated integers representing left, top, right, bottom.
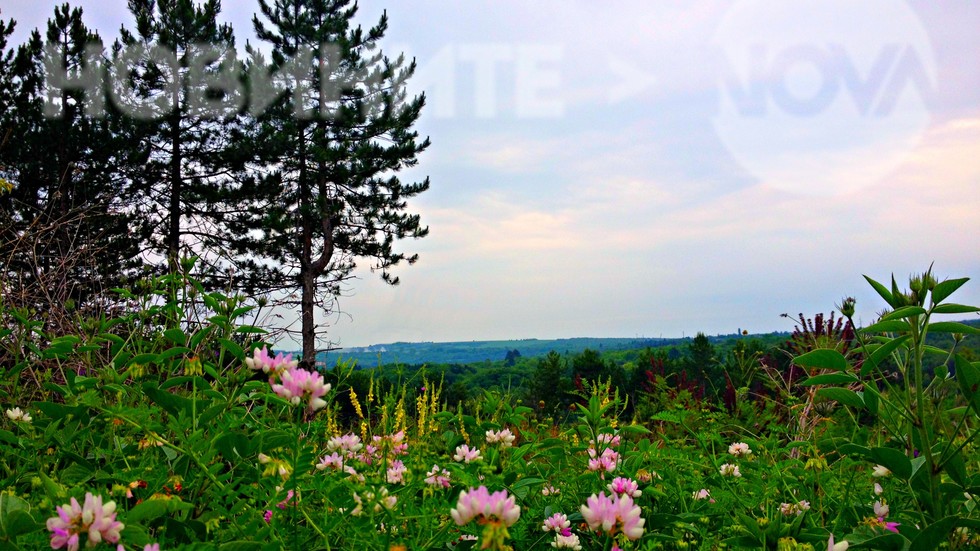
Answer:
5, 0, 979, 349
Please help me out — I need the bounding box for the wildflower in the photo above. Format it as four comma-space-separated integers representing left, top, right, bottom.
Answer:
326, 433, 363, 456
873, 500, 889, 518
579, 492, 645, 541
450, 486, 521, 527
607, 477, 642, 498
425, 464, 451, 488
873, 483, 883, 495
587, 447, 619, 474
485, 428, 516, 448
46, 493, 124, 550
719, 463, 741, 477
591, 433, 621, 447
386, 460, 408, 484
542, 484, 560, 496
827, 533, 849, 551
542, 513, 571, 534
872, 465, 891, 477
728, 442, 752, 457
270, 366, 331, 411
246, 346, 297, 377
142, 545, 161, 551
453, 444, 482, 464
6, 407, 31, 423
351, 487, 397, 516
635, 469, 661, 483
551, 533, 583, 549
263, 510, 273, 523
779, 500, 810, 516
692, 489, 711, 501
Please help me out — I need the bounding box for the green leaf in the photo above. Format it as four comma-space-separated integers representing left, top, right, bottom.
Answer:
879, 306, 926, 321
219, 543, 264, 551
218, 339, 244, 361
164, 328, 187, 345
858, 389, 878, 416
864, 275, 896, 308
801, 373, 859, 386
909, 517, 957, 550
954, 355, 980, 412
0, 494, 31, 538
863, 335, 910, 376
234, 325, 267, 335
861, 320, 911, 334
927, 321, 980, 334
131, 353, 161, 365
127, 499, 172, 524
932, 303, 980, 315
870, 447, 912, 480
849, 532, 907, 550
931, 277, 969, 304
794, 349, 849, 372
816, 388, 865, 409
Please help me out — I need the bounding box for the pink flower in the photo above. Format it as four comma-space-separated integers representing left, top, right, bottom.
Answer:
542, 484, 560, 496
450, 486, 521, 527
246, 346, 298, 377
692, 488, 711, 501
453, 444, 482, 463
270, 366, 331, 411
607, 477, 642, 498
263, 510, 273, 523
386, 460, 408, 484
326, 433, 363, 455
485, 428, 516, 448
542, 513, 571, 533
587, 447, 619, 474
425, 464, 451, 488
579, 492, 645, 541
143, 545, 161, 551
46, 493, 125, 550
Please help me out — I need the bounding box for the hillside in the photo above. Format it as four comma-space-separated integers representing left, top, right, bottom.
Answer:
317, 332, 790, 367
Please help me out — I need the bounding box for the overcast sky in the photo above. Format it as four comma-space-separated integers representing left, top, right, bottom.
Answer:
5, 1, 979, 348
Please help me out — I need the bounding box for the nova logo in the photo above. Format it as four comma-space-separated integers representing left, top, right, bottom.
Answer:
712, 0, 937, 196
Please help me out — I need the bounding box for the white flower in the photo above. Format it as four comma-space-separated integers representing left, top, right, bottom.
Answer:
6, 407, 31, 423
872, 465, 891, 477
485, 428, 516, 448
551, 533, 582, 549
873, 483, 883, 495
873, 500, 889, 518
719, 463, 741, 477
728, 442, 751, 457
828, 533, 849, 551
542, 484, 560, 496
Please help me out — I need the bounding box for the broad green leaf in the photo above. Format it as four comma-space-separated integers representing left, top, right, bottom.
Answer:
861, 320, 911, 334
816, 388, 865, 409
127, 499, 172, 524
218, 339, 244, 361
927, 321, 980, 334
159, 347, 192, 362
794, 349, 849, 372
801, 373, 859, 386
870, 447, 912, 480
954, 355, 980, 411
863, 335, 910, 376
858, 389, 878, 416
909, 517, 957, 551
932, 303, 980, 315
864, 275, 895, 308
164, 328, 186, 345
131, 353, 161, 365
879, 306, 926, 321
931, 277, 969, 304
0, 494, 30, 538
849, 532, 907, 550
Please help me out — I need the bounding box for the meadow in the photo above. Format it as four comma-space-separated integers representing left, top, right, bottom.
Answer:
1, 266, 979, 550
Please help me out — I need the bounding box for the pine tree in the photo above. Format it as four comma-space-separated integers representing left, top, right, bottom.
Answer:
0, 5, 141, 319
223, 0, 430, 364
116, 0, 242, 274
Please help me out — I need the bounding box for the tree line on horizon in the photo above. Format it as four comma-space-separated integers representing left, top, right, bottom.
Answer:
0, 1, 430, 364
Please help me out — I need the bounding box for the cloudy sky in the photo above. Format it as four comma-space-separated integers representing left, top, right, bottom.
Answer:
6, 1, 979, 348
